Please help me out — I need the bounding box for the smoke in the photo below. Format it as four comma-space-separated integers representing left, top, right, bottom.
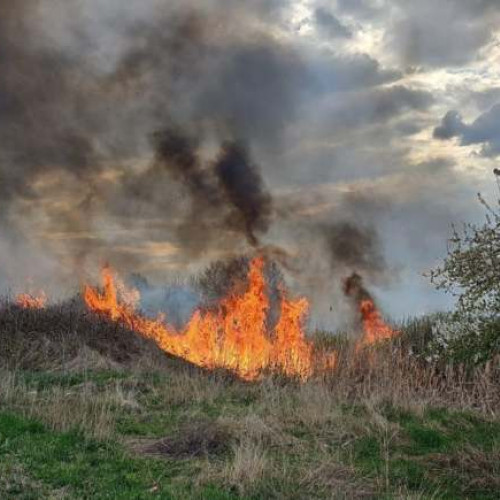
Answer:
0, 2, 297, 275
322, 222, 385, 277
0, 0, 393, 325
214, 142, 272, 246
152, 128, 271, 250
0, 0, 96, 205
129, 274, 201, 329
343, 272, 373, 305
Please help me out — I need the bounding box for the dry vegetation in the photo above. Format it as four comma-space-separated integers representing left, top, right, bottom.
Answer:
0, 301, 499, 499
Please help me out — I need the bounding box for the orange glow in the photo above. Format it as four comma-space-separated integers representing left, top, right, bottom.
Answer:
358, 298, 399, 347
84, 258, 337, 380
16, 291, 47, 309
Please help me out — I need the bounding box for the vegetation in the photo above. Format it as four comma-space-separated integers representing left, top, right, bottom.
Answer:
430, 191, 500, 318
429, 183, 500, 365
0, 303, 499, 499
3, 188, 500, 498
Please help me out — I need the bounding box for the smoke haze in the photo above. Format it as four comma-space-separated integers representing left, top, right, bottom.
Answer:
0, 0, 498, 321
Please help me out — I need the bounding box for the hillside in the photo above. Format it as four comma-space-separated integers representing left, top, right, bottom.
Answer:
0, 302, 499, 499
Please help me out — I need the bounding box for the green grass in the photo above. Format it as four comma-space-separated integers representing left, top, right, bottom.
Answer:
344, 406, 500, 498
0, 412, 236, 500
1, 366, 499, 499
18, 370, 128, 391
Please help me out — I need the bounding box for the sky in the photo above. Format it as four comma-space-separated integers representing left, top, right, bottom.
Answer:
1, 0, 499, 322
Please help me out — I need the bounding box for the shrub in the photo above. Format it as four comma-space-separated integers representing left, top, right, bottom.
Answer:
428, 175, 500, 365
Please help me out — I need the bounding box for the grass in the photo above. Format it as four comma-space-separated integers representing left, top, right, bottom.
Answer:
0, 411, 234, 500
0, 303, 499, 498
2, 365, 499, 499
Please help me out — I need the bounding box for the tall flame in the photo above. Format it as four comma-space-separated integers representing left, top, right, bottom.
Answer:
84, 257, 336, 380
358, 298, 399, 347
343, 272, 399, 348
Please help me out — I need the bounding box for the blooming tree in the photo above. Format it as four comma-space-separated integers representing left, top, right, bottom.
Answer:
430, 186, 500, 319
428, 175, 500, 364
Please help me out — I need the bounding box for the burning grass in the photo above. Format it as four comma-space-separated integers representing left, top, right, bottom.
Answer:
0, 297, 499, 498
83, 257, 338, 381
83, 257, 400, 382
15, 291, 47, 309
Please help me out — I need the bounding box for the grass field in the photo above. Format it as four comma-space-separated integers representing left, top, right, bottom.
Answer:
0, 302, 499, 499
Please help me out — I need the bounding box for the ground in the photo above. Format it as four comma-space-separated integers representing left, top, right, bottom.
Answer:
0, 304, 499, 499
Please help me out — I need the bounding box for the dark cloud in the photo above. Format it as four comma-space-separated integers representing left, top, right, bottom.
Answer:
434, 111, 465, 140
320, 86, 434, 133
388, 0, 499, 67
314, 7, 352, 39
434, 104, 500, 156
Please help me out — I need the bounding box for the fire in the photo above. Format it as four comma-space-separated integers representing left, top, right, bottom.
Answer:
16, 291, 47, 309
358, 299, 399, 347
343, 272, 399, 348
84, 258, 336, 380
84, 259, 399, 380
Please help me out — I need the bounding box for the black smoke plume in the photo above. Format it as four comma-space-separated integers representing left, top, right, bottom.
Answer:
343, 272, 373, 305
153, 127, 272, 250
214, 142, 272, 246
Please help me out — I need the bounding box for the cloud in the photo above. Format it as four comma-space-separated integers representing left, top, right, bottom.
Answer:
0, 0, 496, 318
434, 104, 500, 156
307, 54, 402, 94
314, 86, 434, 138
388, 0, 500, 67
336, 0, 381, 18
314, 7, 352, 39
433, 111, 466, 140
471, 87, 500, 111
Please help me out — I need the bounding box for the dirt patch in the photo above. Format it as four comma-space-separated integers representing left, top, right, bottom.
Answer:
139, 421, 233, 459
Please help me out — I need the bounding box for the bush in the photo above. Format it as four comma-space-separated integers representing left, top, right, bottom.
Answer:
428, 175, 500, 365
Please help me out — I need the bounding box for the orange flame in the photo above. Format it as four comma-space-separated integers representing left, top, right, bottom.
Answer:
358, 298, 399, 347
84, 258, 336, 380
16, 291, 47, 309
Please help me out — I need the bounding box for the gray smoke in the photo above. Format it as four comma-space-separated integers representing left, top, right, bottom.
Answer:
0, 0, 401, 326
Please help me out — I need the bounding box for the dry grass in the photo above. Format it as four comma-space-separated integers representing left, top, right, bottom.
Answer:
0, 370, 139, 439
0, 300, 166, 372
320, 344, 500, 415
0, 302, 499, 498
223, 439, 269, 492
1, 299, 498, 415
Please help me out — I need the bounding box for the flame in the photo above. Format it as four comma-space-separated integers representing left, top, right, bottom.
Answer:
358, 298, 399, 347
343, 272, 400, 349
16, 291, 47, 309
84, 258, 336, 380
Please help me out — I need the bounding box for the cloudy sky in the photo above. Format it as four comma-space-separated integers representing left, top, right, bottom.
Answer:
1, 0, 499, 321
